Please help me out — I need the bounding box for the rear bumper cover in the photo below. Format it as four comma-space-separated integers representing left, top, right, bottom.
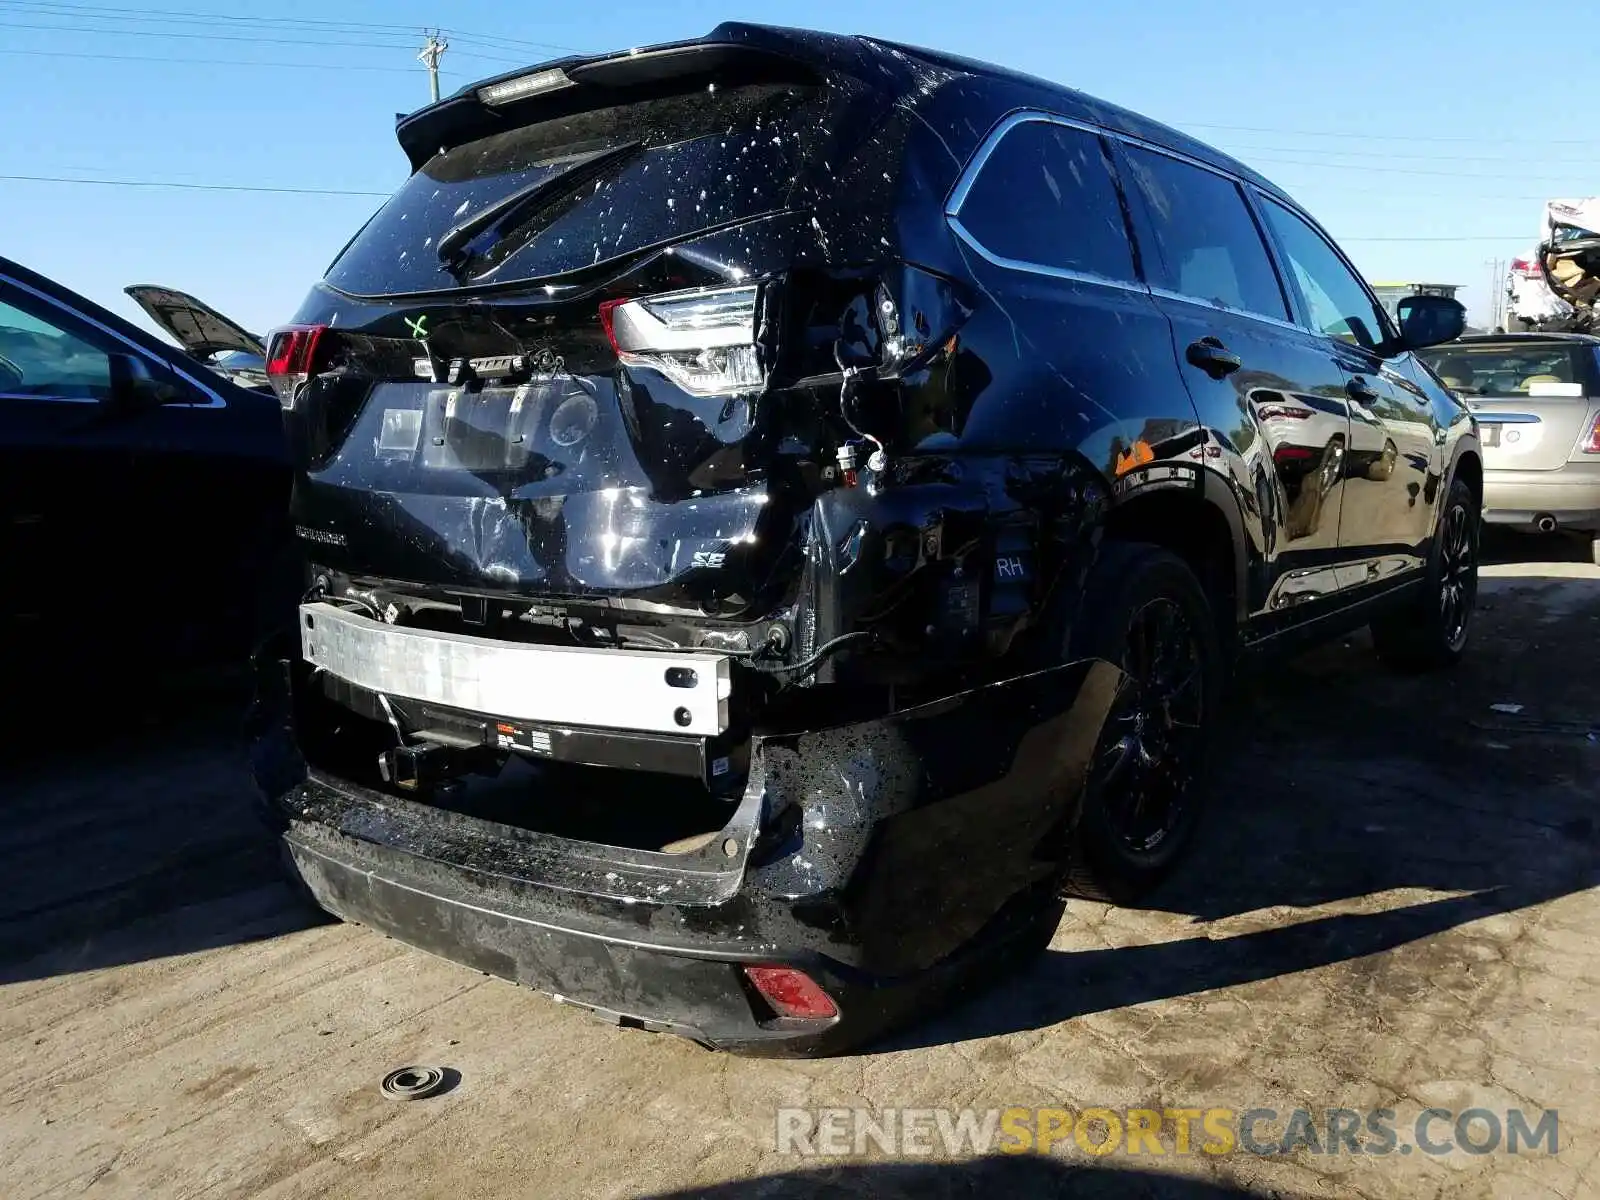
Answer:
1483, 467, 1600, 530
254, 656, 1122, 1053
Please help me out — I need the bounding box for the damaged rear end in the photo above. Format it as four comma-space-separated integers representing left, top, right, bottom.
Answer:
253, 23, 1121, 1052
1536, 199, 1600, 332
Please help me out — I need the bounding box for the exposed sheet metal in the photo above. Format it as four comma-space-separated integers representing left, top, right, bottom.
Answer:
298, 602, 731, 735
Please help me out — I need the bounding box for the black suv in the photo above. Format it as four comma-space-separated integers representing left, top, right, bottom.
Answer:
254, 23, 1479, 1055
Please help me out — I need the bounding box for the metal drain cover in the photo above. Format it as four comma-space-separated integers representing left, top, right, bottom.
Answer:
381, 1065, 449, 1101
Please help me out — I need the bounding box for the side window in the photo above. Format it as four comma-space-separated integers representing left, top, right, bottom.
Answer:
0, 296, 112, 399
1120, 146, 1289, 321
951, 120, 1137, 282
1258, 200, 1390, 351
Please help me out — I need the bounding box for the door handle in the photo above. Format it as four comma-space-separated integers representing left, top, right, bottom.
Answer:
1185, 337, 1242, 380
1346, 376, 1380, 403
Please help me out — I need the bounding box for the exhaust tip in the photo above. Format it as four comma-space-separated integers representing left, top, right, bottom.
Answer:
1535, 514, 1559, 533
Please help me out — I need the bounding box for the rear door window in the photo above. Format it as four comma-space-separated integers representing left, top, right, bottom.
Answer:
1257, 199, 1390, 351
325, 82, 819, 297
1120, 146, 1289, 321
950, 119, 1137, 283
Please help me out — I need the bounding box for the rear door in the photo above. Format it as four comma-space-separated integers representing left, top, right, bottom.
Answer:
0, 280, 138, 662
1419, 339, 1600, 473
1253, 197, 1441, 566
1115, 142, 1355, 613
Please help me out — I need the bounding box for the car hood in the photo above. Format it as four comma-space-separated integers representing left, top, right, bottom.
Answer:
124, 284, 265, 358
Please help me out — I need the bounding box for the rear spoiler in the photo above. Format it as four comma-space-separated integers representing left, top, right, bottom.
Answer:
394, 23, 889, 171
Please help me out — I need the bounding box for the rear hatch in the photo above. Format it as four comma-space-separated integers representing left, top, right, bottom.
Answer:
278, 29, 902, 611
1420, 339, 1600, 470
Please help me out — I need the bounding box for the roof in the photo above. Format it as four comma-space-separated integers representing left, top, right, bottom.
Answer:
1451, 332, 1600, 346
407, 22, 1296, 209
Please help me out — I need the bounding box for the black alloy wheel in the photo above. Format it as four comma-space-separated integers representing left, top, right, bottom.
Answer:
1438, 497, 1477, 651
1095, 597, 1206, 856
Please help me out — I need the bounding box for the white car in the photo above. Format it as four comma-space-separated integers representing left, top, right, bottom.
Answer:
1506, 198, 1600, 334
1506, 250, 1568, 330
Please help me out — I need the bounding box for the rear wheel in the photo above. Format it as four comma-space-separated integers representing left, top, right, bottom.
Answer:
1059, 542, 1222, 904
1370, 476, 1478, 671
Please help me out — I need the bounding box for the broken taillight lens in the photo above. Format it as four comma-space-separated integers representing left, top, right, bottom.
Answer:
742, 965, 838, 1021
1511, 258, 1542, 278
600, 285, 763, 397
264, 323, 330, 410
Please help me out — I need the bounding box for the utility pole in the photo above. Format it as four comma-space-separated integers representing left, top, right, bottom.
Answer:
1484, 257, 1504, 330
418, 29, 448, 104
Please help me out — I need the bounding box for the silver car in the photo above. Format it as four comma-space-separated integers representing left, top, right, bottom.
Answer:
1419, 333, 1600, 562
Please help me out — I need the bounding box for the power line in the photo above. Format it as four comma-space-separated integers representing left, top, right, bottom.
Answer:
1210, 142, 1600, 167
0, 16, 419, 49
1, 172, 1528, 242
0, 173, 390, 196
1245, 155, 1597, 184
1337, 235, 1522, 243
0, 15, 530, 68
0, 0, 586, 55
1179, 120, 1600, 147
0, 46, 422, 71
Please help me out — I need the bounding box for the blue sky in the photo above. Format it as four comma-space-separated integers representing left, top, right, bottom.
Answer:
1, 0, 1589, 338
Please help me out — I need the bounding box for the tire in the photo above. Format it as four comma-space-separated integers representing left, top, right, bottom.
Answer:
1369, 476, 1479, 672
1059, 541, 1223, 905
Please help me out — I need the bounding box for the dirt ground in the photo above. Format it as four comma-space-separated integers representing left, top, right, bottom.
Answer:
4, 532, 1598, 1200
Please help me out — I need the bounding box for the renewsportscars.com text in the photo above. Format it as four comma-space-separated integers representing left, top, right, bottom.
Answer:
776, 1106, 1560, 1159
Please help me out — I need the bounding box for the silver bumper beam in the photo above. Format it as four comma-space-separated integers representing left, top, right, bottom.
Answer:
298, 602, 731, 736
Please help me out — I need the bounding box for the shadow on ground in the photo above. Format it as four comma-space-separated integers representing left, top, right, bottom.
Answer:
1480, 526, 1594, 566
0, 671, 329, 985
880, 546, 1600, 1051
643, 1158, 1270, 1199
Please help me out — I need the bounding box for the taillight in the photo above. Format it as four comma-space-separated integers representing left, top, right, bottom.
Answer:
264, 323, 329, 410
1581, 412, 1600, 455
1256, 404, 1312, 421
742, 965, 838, 1021
1511, 258, 1543, 279
600, 285, 763, 397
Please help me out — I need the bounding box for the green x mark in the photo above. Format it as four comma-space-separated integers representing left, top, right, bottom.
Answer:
405, 314, 429, 340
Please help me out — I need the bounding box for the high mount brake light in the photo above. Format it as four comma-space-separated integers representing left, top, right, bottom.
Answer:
600, 285, 763, 397
264, 324, 330, 410
477, 68, 573, 106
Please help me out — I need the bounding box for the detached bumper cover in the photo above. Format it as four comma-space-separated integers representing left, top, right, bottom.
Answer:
255, 657, 1123, 1052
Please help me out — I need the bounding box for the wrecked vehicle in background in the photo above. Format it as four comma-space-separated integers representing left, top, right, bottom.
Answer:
1507, 198, 1600, 333
252, 23, 1479, 1055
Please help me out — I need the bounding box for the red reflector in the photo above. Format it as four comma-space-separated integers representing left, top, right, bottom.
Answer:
1581, 412, 1600, 455
743, 965, 838, 1020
